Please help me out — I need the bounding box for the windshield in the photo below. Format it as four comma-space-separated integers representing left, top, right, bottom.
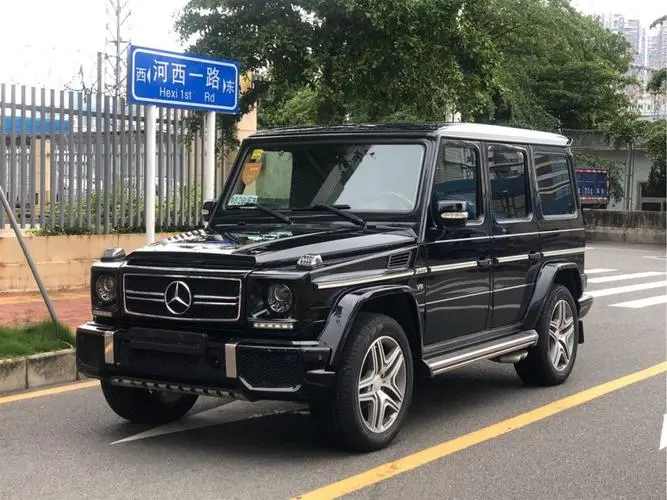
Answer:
218, 141, 426, 215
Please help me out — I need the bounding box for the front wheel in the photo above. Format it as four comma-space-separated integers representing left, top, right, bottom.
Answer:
101, 380, 198, 425
310, 313, 414, 452
515, 284, 579, 386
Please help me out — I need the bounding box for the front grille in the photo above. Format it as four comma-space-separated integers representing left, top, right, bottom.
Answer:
237, 348, 302, 389
122, 272, 242, 322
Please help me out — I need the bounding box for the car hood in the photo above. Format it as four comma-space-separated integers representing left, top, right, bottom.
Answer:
124, 225, 417, 269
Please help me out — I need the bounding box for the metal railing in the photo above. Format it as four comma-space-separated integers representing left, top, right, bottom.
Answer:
0, 83, 218, 234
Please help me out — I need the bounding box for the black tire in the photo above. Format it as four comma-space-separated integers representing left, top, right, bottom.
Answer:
101, 380, 198, 425
310, 313, 414, 452
515, 284, 579, 386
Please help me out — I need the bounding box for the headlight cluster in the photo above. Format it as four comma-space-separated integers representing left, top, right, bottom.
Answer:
266, 283, 293, 315
95, 273, 117, 304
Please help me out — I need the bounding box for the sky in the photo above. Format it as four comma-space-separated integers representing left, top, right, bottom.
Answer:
0, 0, 664, 92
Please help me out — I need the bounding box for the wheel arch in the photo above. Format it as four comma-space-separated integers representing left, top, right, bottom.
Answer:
523, 262, 583, 331
318, 285, 423, 369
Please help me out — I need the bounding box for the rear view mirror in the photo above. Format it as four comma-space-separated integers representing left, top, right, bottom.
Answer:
202, 199, 217, 223
434, 200, 468, 227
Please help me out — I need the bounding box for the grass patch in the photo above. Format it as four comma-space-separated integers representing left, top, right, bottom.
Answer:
0, 321, 75, 359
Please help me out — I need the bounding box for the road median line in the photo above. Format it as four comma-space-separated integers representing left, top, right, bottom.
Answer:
292, 361, 667, 500
0, 380, 99, 405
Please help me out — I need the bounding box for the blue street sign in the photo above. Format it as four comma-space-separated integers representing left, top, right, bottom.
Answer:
127, 45, 240, 113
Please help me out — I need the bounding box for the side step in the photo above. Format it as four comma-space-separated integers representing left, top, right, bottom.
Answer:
424, 330, 538, 377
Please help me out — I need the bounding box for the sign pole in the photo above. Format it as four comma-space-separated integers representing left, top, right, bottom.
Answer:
204, 110, 216, 201
0, 184, 58, 324
145, 104, 156, 244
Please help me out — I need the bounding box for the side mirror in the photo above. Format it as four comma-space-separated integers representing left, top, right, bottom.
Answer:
202, 199, 217, 223
433, 199, 468, 227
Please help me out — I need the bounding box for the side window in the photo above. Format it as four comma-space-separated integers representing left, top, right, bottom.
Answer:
534, 151, 577, 216
488, 144, 530, 221
432, 141, 481, 222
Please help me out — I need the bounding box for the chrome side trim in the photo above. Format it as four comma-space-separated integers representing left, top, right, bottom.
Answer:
493, 284, 530, 293
415, 267, 429, 275
542, 248, 586, 257
314, 270, 415, 290
493, 228, 585, 239
429, 261, 477, 272
104, 331, 115, 365
426, 289, 491, 306
225, 343, 238, 379
496, 254, 529, 264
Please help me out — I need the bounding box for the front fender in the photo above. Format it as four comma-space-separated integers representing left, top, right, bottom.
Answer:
523, 262, 582, 330
317, 284, 423, 368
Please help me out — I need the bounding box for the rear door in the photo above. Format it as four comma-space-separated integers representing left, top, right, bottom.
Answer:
487, 142, 541, 330
532, 147, 585, 264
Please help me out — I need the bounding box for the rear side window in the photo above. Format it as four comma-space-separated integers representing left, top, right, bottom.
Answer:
488, 144, 531, 221
534, 152, 577, 216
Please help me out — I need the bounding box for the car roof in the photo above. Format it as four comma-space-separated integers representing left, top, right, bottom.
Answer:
249, 122, 572, 147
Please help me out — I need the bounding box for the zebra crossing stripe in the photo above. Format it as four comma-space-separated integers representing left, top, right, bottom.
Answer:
588, 271, 666, 284
587, 281, 667, 298
585, 268, 618, 274
610, 295, 667, 309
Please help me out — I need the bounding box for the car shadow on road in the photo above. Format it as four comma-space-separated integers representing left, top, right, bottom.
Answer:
108, 363, 535, 460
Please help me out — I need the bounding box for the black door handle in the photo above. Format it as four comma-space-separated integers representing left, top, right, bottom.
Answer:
528, 251, 543, 263
477, 257, 494, 268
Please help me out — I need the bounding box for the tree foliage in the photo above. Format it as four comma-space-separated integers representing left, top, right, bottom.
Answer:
175, 0, 634, 148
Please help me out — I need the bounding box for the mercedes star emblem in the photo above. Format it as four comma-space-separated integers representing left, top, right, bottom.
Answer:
164, 280, 192, 315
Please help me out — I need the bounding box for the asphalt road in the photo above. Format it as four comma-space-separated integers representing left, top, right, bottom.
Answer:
1, 241, 665, 500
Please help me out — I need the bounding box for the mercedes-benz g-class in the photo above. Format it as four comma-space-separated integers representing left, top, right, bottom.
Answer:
76, 122, 594, 451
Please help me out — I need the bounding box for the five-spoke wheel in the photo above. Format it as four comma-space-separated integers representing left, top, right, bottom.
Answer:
309, 313, 414, 452
515, 284, 579, 386
357, 336, 407, 434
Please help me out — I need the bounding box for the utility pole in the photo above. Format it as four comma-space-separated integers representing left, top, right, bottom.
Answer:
105, 0, 131, 97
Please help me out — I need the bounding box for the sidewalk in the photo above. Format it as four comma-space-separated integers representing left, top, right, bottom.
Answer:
0, 289, 90, 331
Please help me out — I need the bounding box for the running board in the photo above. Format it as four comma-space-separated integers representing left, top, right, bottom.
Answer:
424, 330, 538, 377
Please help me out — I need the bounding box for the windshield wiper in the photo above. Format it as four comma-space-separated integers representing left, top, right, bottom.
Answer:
225, 203, 292, 224
293, 204, 367, 229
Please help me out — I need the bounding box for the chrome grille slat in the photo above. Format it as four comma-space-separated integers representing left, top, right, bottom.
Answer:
122, 273, 242, 322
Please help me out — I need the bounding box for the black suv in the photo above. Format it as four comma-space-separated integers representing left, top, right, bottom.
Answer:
76, 122, 594, 451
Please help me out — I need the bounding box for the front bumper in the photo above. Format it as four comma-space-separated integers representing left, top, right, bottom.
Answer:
76, 322, 335, 402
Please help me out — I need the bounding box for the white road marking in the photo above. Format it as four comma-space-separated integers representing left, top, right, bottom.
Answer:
585, 268, 618, 274
587, 281, 667, 298
111, 400, 306, 445
610, 295, 667, 309
660, 414, 667, 451
643, 256, 667, 261
588, 272, 666, 284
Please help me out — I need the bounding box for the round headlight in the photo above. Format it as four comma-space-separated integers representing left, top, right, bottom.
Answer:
266, 284, 293, 314
95, 274, 117, 304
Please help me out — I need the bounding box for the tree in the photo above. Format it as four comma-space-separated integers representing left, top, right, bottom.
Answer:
642, 119, 667, 197
174, 0, 634, 146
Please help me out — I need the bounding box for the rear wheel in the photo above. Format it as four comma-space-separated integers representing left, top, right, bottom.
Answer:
310, 313, 414, 452
101, 380, 198, 425
515, 284, 579, 386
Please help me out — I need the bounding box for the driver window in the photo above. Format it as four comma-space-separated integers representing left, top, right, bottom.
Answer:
433, 141, 482, 222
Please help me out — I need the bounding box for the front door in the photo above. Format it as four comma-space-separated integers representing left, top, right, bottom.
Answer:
423, 138, 492, 351
486, 142, 540, 329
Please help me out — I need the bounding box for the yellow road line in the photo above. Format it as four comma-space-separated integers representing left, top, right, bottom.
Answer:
0, 380, 99, 405
0, 293, 89, 306
293, 361, 667, 500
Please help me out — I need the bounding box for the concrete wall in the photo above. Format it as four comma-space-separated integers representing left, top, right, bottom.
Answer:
0, 232, 179, 293
584, 209, 666, 245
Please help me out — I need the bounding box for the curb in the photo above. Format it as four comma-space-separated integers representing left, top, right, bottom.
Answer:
0, 348, 85, 395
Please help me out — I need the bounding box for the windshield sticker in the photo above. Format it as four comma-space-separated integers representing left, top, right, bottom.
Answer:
228, 194, 258, 206
242, 162, 263, 185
